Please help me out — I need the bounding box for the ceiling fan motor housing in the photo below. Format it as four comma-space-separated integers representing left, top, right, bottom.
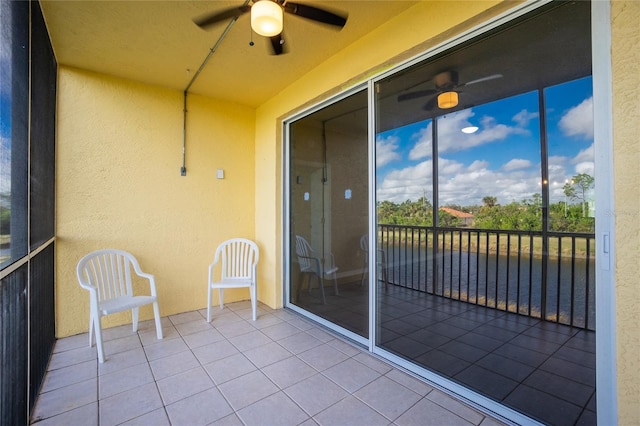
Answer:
434, 70, 459, 90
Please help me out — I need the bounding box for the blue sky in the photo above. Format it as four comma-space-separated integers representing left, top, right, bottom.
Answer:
376, 76, 594, 207
1, 33, 10, 195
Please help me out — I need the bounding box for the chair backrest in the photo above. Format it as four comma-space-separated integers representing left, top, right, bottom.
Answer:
360, 234, 369, 252
77, 249, 139, 302
215, 238, 259, 281
295, 235, 314, 271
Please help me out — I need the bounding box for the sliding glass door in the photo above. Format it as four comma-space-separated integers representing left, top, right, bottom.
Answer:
373, 2, 594, 424
287, 89, 369, 340
286, 1, 597, 424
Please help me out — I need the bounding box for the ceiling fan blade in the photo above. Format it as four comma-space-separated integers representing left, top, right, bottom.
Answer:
398, 89, 437, 102
193, 6, 250, 29
269, 33, 287, 55
459, 73, 503, 87
283, 2, 347, 28
422, 95, 438, 111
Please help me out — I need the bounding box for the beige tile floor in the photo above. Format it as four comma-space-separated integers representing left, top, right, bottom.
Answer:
31, 301, 508, 426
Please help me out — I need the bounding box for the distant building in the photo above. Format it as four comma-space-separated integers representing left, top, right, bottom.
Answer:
439, 207, 474, 227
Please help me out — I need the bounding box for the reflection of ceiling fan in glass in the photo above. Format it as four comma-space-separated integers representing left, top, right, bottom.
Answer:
397, 70, 503, 110
193, 0, 347, 55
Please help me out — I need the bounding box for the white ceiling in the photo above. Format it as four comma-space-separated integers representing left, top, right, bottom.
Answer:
40, 1, 419, 108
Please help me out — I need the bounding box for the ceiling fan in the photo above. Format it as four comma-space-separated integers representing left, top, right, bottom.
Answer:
397, 70, 503, 110
193, 0, 348, 55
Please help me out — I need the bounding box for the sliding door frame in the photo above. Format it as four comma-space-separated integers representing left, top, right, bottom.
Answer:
283, 1, 616, 424
283, 83, 370, 347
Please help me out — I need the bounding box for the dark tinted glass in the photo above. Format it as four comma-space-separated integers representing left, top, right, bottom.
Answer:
0, 0, 29, 269
29, 1, 57, 249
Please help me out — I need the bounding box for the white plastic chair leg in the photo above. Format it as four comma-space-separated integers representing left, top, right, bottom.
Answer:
219, 289, 224, 310
94, 316, 106, 363
250, 285, 257, 321
153, 302, 163, 340
295, 273, 304, 302
207, 285, 212, 323
88, 315, 94, 348
317, 275, 326, 304
132, 307, 139, 332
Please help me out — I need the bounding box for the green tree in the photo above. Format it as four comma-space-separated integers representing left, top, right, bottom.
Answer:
438, 211, 460, 227
563, 173, 594, 217
0, 206, 9, 235
482, 196, 497, 208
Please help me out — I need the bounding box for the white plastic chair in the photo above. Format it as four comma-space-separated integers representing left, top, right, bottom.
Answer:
295, 235, 339, 304
76, 249, 163, 363
207, 238, 259, 322
359, 234, 388, 290
359, 234, 369, 287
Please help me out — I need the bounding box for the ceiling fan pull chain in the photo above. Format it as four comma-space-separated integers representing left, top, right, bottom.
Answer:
249, 26, 255, 46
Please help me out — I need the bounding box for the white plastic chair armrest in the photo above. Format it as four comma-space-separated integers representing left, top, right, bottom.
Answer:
298, 254, 323, 277
327, 253, 337, 269
208, 259, 218, 285
128, 256, 158, 296
131, 269, 158, 297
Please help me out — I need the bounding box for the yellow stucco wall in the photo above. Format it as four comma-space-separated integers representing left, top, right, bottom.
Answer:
56, 67, 256, 336
611, 2, 640, 422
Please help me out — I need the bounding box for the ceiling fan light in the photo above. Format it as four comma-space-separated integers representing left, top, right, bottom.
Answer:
251, 0, 283, 37
437, 91, 458, 109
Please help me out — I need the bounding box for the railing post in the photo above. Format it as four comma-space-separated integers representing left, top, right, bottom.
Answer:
539, 88, 550, 322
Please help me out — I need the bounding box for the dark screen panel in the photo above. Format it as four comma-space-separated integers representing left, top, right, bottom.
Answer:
1, 0, 29, 268
0, 265, 28, 426
29, 0, 57, 249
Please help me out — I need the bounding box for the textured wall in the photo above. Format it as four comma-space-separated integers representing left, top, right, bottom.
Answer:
611, 2, 640, 423
56, 67, 256, 336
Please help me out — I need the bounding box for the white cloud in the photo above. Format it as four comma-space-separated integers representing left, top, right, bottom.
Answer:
502, 158, 532, 171
439, 157, 464, 175
572, 143, 593, 165
512, 109, 539, 127
559, 96, 594, 139
408, 125, 432, 161
0, 136, 9, 194
468, 160, 489, 172
548, 155, 568, 167
570, 143, 594, 176
376, 105, 589, 206
375, 135, 401, 168
377, 160, 432, 202
575, 161, 594, 176
406, 108, 535, 162
440, 111, 530, 155
378, 155, 543, 206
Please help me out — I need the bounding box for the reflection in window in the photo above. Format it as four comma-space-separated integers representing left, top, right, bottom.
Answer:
546, 76, 595, 233
373, 2, 594, 423
438, 92, 541, 230
288, 89, 370, 339
1, 0, 29, 269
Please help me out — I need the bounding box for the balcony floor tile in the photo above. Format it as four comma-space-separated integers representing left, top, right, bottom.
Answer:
31, 302, 512, 426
